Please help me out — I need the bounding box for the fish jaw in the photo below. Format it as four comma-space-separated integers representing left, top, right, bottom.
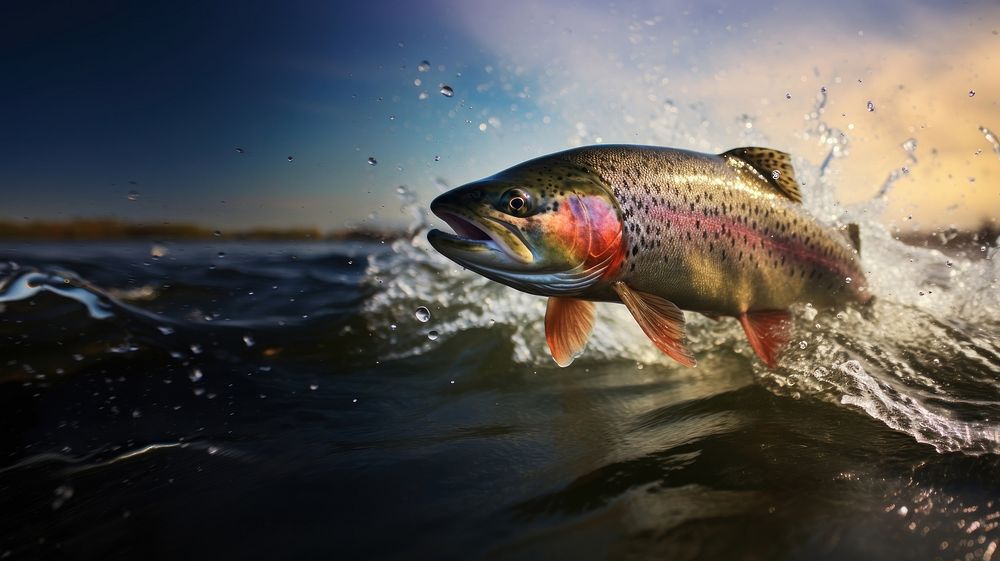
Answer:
426, 166, 625, 298
427, 202, 535, 270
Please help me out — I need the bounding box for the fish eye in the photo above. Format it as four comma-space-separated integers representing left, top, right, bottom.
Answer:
501, 189, 532, 216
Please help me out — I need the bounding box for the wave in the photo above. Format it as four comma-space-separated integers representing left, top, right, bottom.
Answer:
362, 91, 1000, 455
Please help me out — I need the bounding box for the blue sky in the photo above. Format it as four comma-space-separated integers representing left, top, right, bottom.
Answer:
2, 0, 997, 230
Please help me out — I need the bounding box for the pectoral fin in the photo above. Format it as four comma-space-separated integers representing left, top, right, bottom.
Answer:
612, 282, 696, 367
545, 297, 596, 367
738, 310, 793, 368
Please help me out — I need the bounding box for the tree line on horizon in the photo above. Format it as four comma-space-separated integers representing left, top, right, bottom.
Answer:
0, 218, 401, 241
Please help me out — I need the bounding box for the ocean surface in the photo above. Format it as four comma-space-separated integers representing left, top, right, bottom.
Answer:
1, 203, 998, 560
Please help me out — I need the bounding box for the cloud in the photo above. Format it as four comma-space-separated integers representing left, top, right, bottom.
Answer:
446, 0, 1000, 229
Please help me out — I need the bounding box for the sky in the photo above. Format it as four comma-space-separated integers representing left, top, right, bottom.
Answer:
1, 0, 998, 232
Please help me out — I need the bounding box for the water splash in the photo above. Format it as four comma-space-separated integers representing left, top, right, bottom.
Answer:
980, 125, 1000, 159
362, 91, 1000, 456
0, 268, 115, 319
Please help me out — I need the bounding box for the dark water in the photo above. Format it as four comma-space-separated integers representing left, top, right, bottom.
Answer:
1, 233, 999, 561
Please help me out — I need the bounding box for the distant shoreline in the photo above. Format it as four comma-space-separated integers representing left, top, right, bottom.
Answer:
0, 218, 996, 249
0, 219, 403, 242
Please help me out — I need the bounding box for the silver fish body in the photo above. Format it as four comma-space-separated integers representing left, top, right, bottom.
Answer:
559, 145, 869, 313
428, 144, 869, 367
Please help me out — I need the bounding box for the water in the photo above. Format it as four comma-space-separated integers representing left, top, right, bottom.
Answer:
1, 208, 998, 560
3, 92, 1000, 558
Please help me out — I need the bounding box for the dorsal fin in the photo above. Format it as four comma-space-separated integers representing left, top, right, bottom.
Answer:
721, 147, 802, 203
845, 223, 861, 255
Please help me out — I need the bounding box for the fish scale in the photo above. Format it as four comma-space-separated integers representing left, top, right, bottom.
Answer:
428, 144, 870, 368
562, 145, 868, 314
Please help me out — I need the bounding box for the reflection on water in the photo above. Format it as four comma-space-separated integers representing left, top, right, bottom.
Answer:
0, 231, 998, 559
2, 95, 999, 559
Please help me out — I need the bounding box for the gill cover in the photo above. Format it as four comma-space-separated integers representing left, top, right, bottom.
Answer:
428, 158, 625, 297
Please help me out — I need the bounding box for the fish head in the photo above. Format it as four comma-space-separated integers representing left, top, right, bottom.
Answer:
427, 162, 624, 296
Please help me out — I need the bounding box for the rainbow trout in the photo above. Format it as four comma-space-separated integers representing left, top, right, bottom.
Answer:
427, 145, 869, 367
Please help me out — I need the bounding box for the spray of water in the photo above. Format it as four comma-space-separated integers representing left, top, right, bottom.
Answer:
363, 89, 1000, 455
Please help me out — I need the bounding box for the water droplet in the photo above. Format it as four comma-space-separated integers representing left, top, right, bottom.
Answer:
946, 260, 953, 267
440, 85, 454, 97
866, 100, 875, 112
207, 446, 219, 455
189, 368, 203, 382
309, 384, 318, 391
771, 170, 781, 180
969, 90, 976, 97
367, 156, 377, 166
488, 319, 496, 327
901, 167, 910, 174
417, 91, 429, 100
190, 344, 203, 354
845, 276, 853, 284
427, 330, 439, 340
413, 78, 422, 86
217, 251, 225, 258
52, 485, 74, 510
820, 86, 828, 93
127, 190, 139, 201
785, 92, 791, 100
157, 325, 174, 335
417, 60, 431, 72
213, 230, 222, 237
414, 306, 430, 322
799, 341, 808, 349
389, 323, 397, 331
132, 409, 142, 418
242, 335, 255, 347
235, 147, 245, 154
286, 155, 294, 162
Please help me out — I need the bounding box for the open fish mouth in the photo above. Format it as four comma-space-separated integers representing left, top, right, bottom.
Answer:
427, 209, 534, 266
